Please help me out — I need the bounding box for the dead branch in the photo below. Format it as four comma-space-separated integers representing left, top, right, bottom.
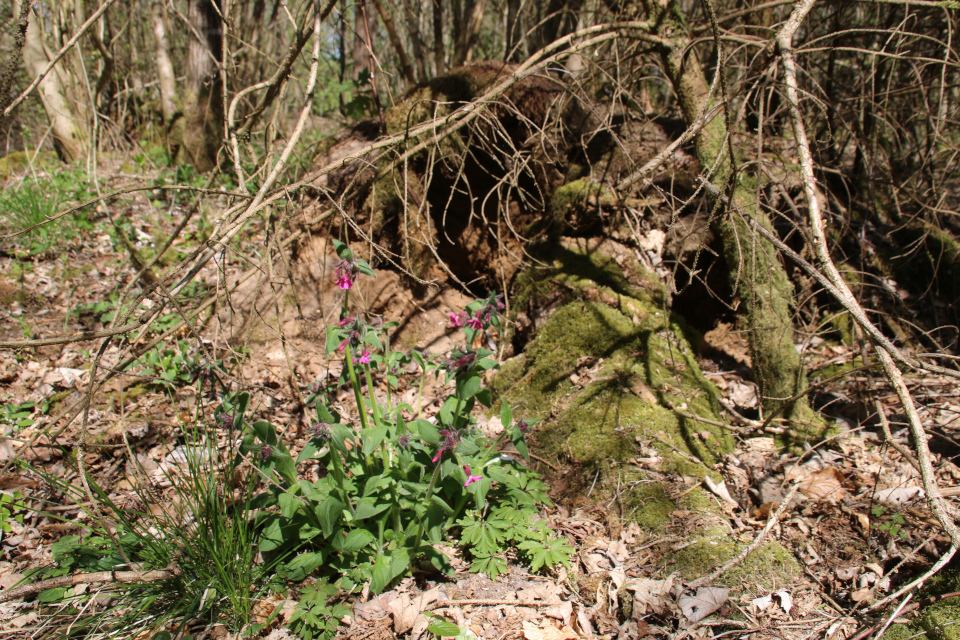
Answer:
0, 567, 180, 605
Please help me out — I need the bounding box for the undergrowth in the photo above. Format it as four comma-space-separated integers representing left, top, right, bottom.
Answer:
17, 241, 570, 638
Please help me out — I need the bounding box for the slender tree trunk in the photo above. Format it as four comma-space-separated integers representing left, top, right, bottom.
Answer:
505, 0, 524, 62
177, 0, 223, 172
452, 0, 488, 66
432, 0, 444, 75
372, 0, 415, 85
639, 0, 816, 430
352, 3, 367, 81
152, 0, 179, 127
15, 0, 87, 163
404, 1, 429, 81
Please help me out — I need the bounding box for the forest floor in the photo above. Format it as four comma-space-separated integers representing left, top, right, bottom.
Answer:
1, 157, 959, 640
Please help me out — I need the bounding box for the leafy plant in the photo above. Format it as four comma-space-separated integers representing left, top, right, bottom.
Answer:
134, 339, 239, 389
424, 612, 476, 640
240, 240, 571, 594
0, 177, 63, 253
0, 491, 25, 541
287, 579, 351, 640
871, 504, 909, 540
0, 399, 48, 429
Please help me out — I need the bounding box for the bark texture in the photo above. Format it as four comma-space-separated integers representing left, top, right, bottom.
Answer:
152, 0, 180, 127
16, 0, 87, 163
641, 0, 815, 430
176, 0, 223, 172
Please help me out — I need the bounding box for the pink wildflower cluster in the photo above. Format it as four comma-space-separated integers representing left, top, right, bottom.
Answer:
448, 311, 482, 330
334, 259, 359, 290
448, 293, 505, 330
432, 429, 460, 463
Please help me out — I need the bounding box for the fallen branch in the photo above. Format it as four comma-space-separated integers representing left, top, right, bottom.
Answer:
0, 567, 180, 604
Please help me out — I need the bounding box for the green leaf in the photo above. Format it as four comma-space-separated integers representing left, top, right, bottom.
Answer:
278, 492, 302, 519
430, 494, 453, 515
469, 555, 508, 580
362, 427, 388, 456
456, 374, 481, 401
335, 529, 376, 553
316, 497, 345, 538
251, 420, 277, 446
370, 555, 392, 594
353, 498, 390, 521
283, 552, 325, 581
413, 418, 440, 445
510, 426, 530, 461
500, 402, 513, 429
315, 400, 339, 424
475, 388, 493, 408
424, 612, 462, 637
459, 518, 505, 556
297, 438, 323, 463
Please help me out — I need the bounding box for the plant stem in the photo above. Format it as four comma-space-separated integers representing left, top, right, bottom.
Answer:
410, 462, 443, 553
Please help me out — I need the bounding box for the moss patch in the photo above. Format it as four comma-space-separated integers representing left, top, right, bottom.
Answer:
673, 538, 801, 588
498, 240, 800, 588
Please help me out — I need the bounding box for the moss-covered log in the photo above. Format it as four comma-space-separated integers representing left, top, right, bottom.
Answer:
495, 238, 799, 584
637, 0, 818, 435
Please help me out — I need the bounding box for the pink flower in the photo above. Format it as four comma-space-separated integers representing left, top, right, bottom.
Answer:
358, 350, 371, 364
449, 312, 465, 327
334, 260, 357, 290
463, 465, 483, 487
467, 313, 483, 330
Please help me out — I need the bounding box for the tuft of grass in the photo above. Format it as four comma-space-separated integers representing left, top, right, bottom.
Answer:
27, 416, 283, 638
0, 178, 62, 243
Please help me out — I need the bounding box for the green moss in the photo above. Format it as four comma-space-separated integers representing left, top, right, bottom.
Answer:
547, 178, 610, 237
499, 242, 733, 516
673, 538, 800, 587
0, 150, 58, 177
622, 483, 675, 531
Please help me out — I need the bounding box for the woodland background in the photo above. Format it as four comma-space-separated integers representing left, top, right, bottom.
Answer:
0, 0, 959, 639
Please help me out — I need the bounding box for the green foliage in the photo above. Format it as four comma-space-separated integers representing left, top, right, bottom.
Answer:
0, 167, 97, 254
240, 246, 570, 596
424, 612, 476, 639
0, 399, 48, 429
27, 391, 282, 637
132, 339, 244, 389
871, 504, 909, 540
287, 580, 351, 640
0, 491, 25, 539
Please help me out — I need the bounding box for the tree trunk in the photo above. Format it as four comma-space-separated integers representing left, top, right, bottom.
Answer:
16, 0, 87, 163
451, 0, 489, 66
372, 0, 415, 85
640, 0, 817, 430
152, 0, 179, 127
505, 0, 524, 62
432, 0, 444, 75
176, 0, 222, 172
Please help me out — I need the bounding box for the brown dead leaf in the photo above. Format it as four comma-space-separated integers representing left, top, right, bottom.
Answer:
522, 621, 580, 640
625, 576, 676, 618
544, 601, 573, 626
799, 467, 847, 502
389, 588, 440, 634
703, 323, 752, 366
518, 583, 562, 604
679, 587, 728, 622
